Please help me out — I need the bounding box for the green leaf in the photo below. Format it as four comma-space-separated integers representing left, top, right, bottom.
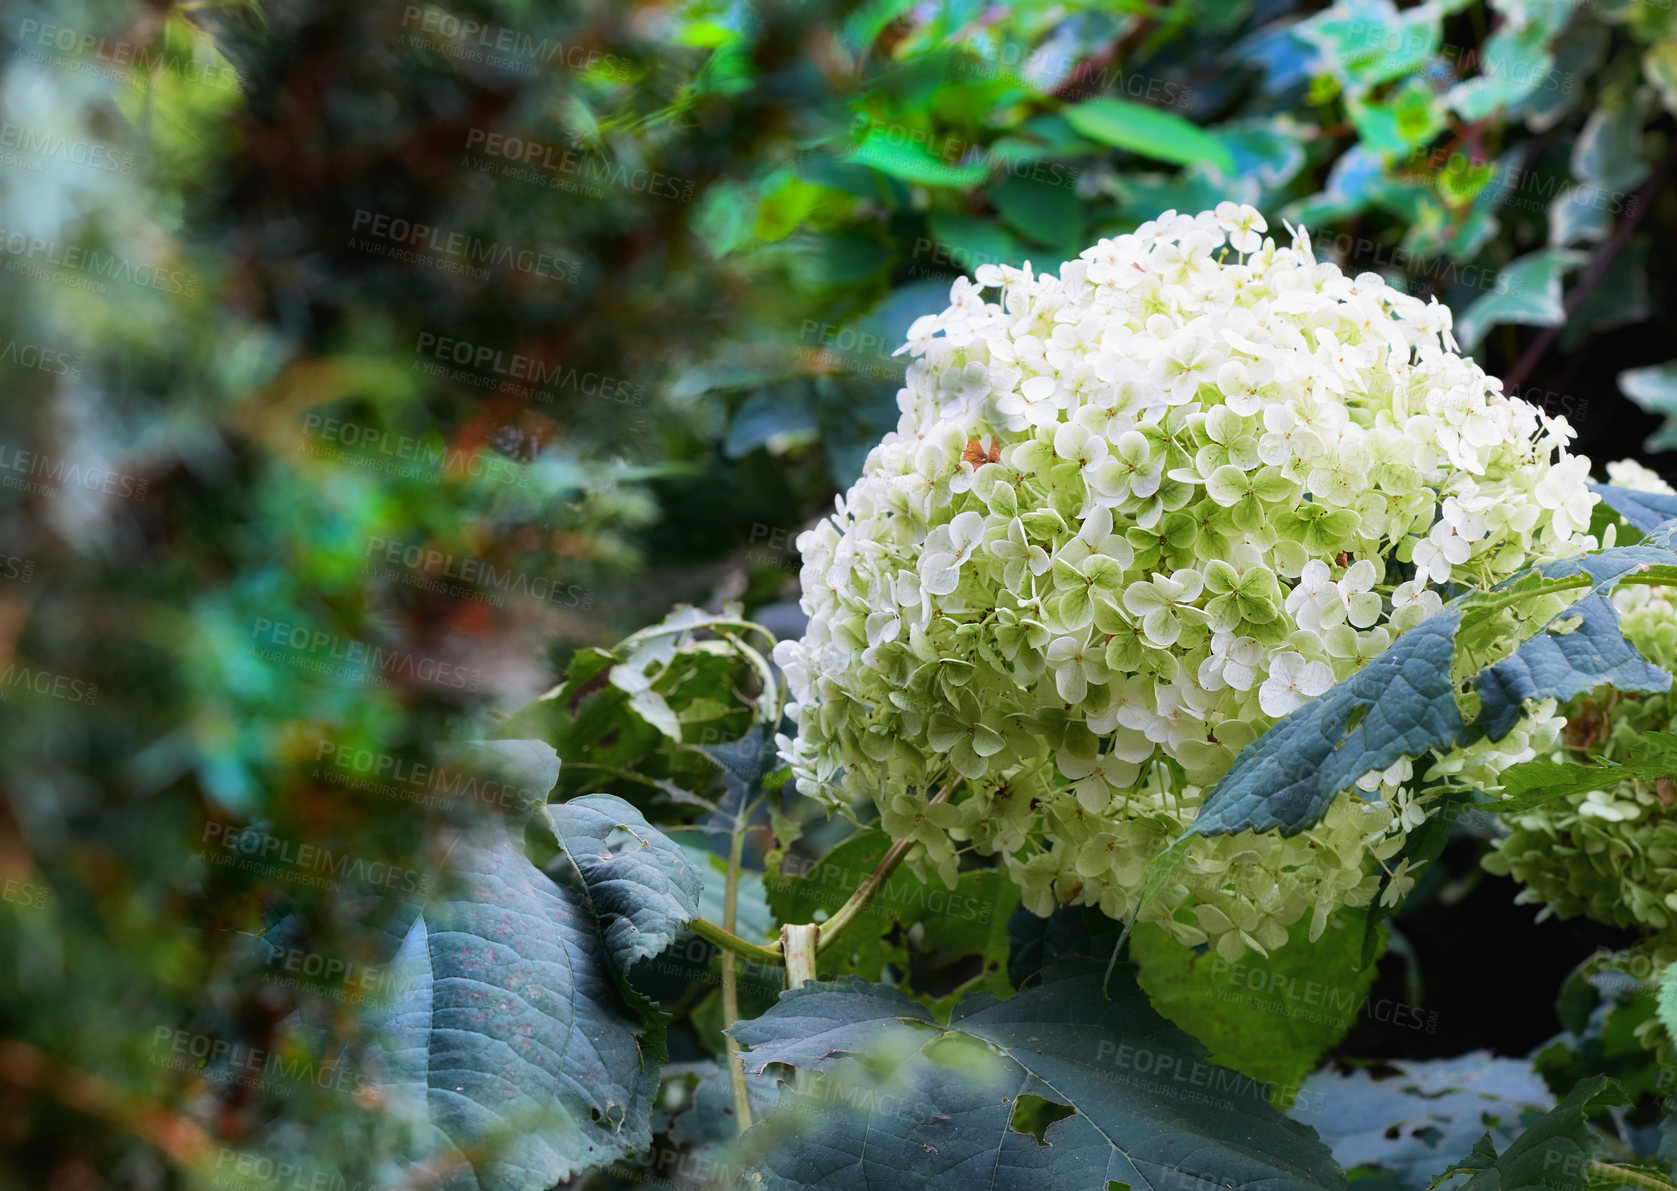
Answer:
1453, 249, 1587, 350
544, 794, 706, 976
1589, 483, 1677, 535
1433, 1076, 1625, 1191
1445, 24, 1555, 123
844, 130, 991, 188
1131, 906, 1384, 1097
927, 210, 1022, 274
729, 962, 1347, 1191
1296, 0, 1441, 91
377, 766, 702, 1190
1490, 760, 1626, 813
1063, 96, 1236, 172
1191, 542, 1677, 840
1658, 965, 1677, 1041
1618, 364, 1677, 454
987, 172, 1083, 260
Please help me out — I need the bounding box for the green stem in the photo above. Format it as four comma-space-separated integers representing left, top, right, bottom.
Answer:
1467, 571, 1677, 617
1591, 1163, 1677, 1191
815, 779, 959, 955
720, 817, 752, 1134
689, 916, 782, 966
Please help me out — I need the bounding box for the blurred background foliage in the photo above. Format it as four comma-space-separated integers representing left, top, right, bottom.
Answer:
2, 0, 1677, 1187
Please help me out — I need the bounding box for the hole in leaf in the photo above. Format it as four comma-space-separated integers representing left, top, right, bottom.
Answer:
603, 826, 650, 856
1344, 705, 1368, 732
1009, 1094, 1076, 1145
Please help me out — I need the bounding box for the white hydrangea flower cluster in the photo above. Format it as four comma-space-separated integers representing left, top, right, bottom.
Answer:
774, 205, 1596, 961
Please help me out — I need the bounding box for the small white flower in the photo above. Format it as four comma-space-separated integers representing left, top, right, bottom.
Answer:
1258, 651, 1334, 717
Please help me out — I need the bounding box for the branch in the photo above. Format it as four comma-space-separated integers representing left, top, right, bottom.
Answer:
689, 915, 782, 965
814, 779, 959, 954
720, 807, 752, 1133
1591, 1163, 1677, 1191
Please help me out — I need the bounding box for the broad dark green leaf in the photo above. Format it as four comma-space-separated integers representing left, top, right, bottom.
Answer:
545, 794, 706, 976
1588, 482, 1677, 533
729, 962, 1347, 1191
1063, 97, 1236, 172
1192, 612, 1466, 838
376, 748, 702, 1191
1192, 541, 1677, 840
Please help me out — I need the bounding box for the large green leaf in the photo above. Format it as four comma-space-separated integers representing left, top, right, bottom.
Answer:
1063, 97, 1235, 172
1489, 729, 1677, 814
1453, 249, 1586, 350
376, 746, 702, 1191
1190, 543, 1677, 840
1589, 482, 1677, 533
729, 962, 1347, 1191
844, 129, 992, 188
1658, 965, 1677, 1042
1131, 906, 1383, 1096
1618, 364, 1677, 453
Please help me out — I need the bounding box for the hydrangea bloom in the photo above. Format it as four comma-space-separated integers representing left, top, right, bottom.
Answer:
1484, 460, 1677, 934
774, 205, 1597, 961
